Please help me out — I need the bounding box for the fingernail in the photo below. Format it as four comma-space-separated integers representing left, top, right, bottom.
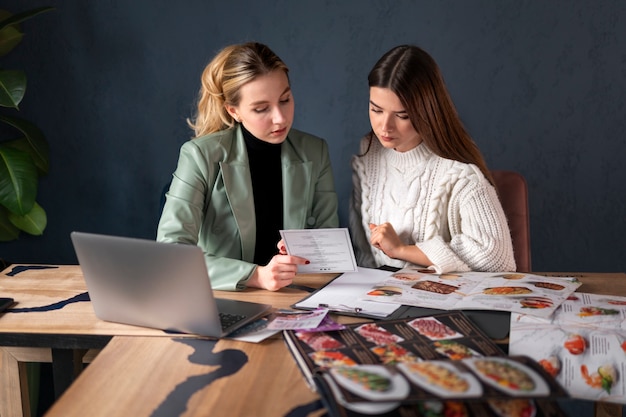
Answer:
305, 260, 310, 264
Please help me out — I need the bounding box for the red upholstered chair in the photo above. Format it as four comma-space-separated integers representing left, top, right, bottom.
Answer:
491, 170, 532, 272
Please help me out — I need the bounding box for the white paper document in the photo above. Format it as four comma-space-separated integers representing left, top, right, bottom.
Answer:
360, 268, 581, 318
509, 292, 626, 404
280, 228, 358, 273
293, 267, 401, 318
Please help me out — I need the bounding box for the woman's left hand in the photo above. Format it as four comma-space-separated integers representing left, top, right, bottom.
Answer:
368, 222, 432, 266
368, 222, 404, 258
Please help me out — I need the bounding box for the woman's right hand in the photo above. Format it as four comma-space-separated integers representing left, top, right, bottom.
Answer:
246, 254, 309, 291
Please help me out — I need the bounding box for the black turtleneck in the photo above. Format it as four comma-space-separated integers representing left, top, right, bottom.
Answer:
241, 125, 284, 265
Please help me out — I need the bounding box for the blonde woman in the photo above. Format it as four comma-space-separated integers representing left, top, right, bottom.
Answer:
158, 42, 338, 291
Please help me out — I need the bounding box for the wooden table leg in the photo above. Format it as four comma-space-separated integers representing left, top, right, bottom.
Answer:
0, 347, 51, 417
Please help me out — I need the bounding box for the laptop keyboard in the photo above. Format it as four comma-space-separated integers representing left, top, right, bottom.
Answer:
219, 312, 247, 330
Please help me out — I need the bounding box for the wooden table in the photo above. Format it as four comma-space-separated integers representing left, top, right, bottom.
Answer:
43, 336, 325, 417
1, 266, 624, 417
0, 265, 193, 416
0, 264, 339, 417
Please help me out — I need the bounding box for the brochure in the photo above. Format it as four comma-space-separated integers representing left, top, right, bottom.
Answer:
227, 309, 344, 343
280, 228, 358, 273
361, 269, 581, 318
267, 308, 329, 330
509, 292, 626, 404
283, 311, 567, 415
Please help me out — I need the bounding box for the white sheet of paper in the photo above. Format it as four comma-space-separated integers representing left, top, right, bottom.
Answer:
280, 228, 358, 273
293, 267, 401, 318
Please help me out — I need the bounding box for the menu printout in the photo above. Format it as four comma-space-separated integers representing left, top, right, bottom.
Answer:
360, 268, 581, 318
283, 311, 568, 416
280, 228, 358, 273
509, 292, 626, 404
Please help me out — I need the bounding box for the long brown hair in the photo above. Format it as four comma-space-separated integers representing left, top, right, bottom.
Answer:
365, 45, 493, 184
188, 42, 289, 138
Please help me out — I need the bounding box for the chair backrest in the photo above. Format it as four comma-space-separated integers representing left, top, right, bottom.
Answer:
491, 170, 532, 272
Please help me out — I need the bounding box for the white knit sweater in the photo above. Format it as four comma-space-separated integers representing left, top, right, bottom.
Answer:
349, 137, 516, 273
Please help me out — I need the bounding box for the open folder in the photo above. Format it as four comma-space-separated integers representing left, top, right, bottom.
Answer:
292, 266, 512, 340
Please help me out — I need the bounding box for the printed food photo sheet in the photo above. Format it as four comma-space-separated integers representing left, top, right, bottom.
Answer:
284, 311, 567, 416
509, 292, 626, 404
361, 269, 581, 318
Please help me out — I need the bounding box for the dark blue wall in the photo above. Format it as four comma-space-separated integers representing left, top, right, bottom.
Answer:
2, 1, 625, 272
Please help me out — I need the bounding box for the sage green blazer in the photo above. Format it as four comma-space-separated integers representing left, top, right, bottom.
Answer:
157, 126, 339, 290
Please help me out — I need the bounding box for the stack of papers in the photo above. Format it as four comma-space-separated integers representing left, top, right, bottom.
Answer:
509, 292, 626, 404
295, 266, 580, 319
361, 268, 581, 318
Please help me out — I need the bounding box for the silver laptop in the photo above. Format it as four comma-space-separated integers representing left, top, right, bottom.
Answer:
70, 231, 272, 338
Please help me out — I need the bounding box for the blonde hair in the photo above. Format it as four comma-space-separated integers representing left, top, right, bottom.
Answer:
188, 42, 289, 138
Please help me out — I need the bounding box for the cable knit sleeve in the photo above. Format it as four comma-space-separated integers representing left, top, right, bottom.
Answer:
417, 165, 516, 273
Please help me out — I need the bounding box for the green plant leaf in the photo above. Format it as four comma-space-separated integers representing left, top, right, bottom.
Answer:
0, 205, 20, 241
8, 200, 46, 235
0, 22, 22, 57
0, 144, 37, 215
0, 69, 26, 108
0, 7, 54, 57
0, 114, 49, 174
0, 6, 53, 241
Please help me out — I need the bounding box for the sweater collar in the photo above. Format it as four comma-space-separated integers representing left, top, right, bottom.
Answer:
383, 141, 433, 168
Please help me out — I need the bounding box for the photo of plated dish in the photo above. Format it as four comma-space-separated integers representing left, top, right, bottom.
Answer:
370, 344, 419, 365
367, 286, 403, 296
329, 365, 410, 401
462, 357, 549, 396
408, 317, 463, 340
433, 340, 482, 360
297, 331, 345, 350
528, 281, 565, 291
487, 398, 537, 417
398, 360, 482, 399
322, 374, 400, 414
577, 306, 619, 317
391, 273, 422, 282
492, 273, 525, 280
483, 286, 532, 296
355, 323, 404, 345
519, 297, 553, 309
412, 280, 459, 294
309, 350, 356, 368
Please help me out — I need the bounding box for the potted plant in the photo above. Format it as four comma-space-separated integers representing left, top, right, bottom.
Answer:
0, 6, 53, 241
